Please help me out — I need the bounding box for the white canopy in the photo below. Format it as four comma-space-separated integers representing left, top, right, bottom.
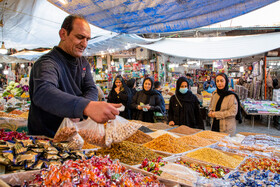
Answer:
139, 32, 280, 60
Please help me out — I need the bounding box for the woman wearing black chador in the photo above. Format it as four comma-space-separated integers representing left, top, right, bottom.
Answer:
107, 75, 132, 119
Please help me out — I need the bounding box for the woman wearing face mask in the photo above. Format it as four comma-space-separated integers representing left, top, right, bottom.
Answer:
168, 77, 204, 129
108, 75, 132, 119
131, 77, 162, 123
208, 73, 242, 136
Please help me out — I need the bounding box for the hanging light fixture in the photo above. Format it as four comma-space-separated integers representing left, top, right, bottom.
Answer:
0, 6, 7, 55
0, 41, 7, 54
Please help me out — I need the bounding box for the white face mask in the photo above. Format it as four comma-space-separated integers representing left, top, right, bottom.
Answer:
179, 88, 188, 94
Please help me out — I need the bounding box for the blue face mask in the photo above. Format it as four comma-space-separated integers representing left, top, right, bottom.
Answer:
179, 88, 188, 94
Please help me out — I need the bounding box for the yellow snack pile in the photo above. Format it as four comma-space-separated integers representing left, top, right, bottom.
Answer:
186, 147, 244, 168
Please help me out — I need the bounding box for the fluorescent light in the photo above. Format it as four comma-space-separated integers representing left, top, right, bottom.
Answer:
58, 0, 68, 5
0, 64, 2, 68
3, 70, 8, 75
20, 64, 25, 68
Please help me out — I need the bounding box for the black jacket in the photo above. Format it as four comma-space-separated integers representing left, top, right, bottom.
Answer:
131, 90, 161, 123
168, 94, 204, 129
108, 89, 131, 119
28, 47, 98, 138
155, 90, 166, 114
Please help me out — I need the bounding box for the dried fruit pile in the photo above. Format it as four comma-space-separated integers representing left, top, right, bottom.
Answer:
176, 160, 230, 178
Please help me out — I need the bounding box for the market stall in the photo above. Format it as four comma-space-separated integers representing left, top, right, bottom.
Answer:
0, 119, 278, 186
241, 99, 280, 128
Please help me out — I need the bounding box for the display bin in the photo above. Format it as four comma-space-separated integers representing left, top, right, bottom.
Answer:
0, 164, 181, 187
176, 147, 245, 170
0, 117, 28, 132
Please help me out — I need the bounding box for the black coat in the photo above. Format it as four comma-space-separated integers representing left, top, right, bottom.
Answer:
155, 90, 166, 114
108, 89, 131, 119
168, 94, 204, 129
131, 90, 161, 123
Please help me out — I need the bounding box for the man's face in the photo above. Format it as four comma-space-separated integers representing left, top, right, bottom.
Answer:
207, 76, 210, 81
60, 18, 91, 57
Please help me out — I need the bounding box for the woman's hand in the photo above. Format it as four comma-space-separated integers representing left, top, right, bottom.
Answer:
169, 121, 175, 126
115, 87, 120, 94
208, 111, 215, 118
137, 105, 143, 110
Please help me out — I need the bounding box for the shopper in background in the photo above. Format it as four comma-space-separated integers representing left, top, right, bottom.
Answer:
168, 77, 204, 129
126, 78, 137, 97
154, 81, 166, 114
238, 75, 246, 86
107, 75, 132, 119
208, 73, 242, 136
96, 85, 105, 101
131, 77, 162, 123
203, 75, 215, 92
28, 14, 121, 137
266, 70, 273, 100
273, 75, 279, 89
186, 73, 193, 87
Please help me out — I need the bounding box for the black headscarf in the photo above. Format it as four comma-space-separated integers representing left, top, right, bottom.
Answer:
112, 75, 131, 95
126, 78, 136, 89
142, 77, 158, 96
214, 73, 242, 123
175, 77, 196, 102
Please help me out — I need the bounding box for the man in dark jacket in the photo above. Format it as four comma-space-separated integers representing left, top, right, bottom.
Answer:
28, 15, 121, 137
154, 81, 166, 114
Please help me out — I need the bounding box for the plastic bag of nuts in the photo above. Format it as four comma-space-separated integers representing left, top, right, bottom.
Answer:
53, 118, 84, 150
53, 118, 78, 142
105, 116, 142, 147
76, 118, 106, 147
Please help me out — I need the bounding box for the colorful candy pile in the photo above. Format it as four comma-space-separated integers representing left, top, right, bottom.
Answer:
176, 160, 230, 178
227, 170, 280, 186
239, 157, 280, 174
140, 157, 167, 176
0, 129, 29, 141
27, 156, 163, 186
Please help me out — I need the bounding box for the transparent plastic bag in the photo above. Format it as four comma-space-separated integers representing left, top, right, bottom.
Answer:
76, 118, 106, 147
53, 118, 84, 150
105, 116, 142, 147
53, 118, 77, 142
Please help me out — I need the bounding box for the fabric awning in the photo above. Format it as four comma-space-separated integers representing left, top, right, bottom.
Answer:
48, 0, 278, 34
139, 32, 280, 60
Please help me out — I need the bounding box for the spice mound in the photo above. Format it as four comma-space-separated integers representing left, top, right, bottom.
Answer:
125, 130, 153, 144
169, 125, 201, 135
144, 134, 192, 153
185, 148, 244, 169
195, 131, 228, 141
179, 135, 214, 147
96, 141, 161, 165
149, 130, 180, 139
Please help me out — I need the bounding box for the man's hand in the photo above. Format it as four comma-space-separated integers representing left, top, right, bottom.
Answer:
169, 121, 175, 126
137, 105, 143, 110
83, 101, 121, 123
